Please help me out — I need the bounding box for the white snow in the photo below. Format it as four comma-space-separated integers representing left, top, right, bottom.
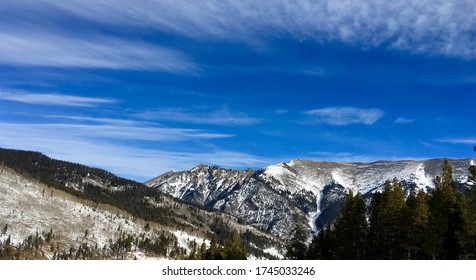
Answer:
264, 163, 294, 186
414, 163, 433, 189
173, 230, 209, 254
331, 170, 354, 191
263, 246, 284, 259
0, 166, 187, 258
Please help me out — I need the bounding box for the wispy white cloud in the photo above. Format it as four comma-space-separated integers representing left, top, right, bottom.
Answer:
0, 30, 197, 72
0, 91, 117, 107
308, 151, 424, 163
135, 107, 263, 126
0, 121, 231, 142
303, 107, 384, 125
0, 120, 268, 181
8, 0, 476, 59
437, 138, 476, 144
309, 151, 377, 162
395, 117, 415, 124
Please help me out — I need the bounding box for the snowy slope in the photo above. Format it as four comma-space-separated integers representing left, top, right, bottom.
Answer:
148, 158, 474, 238
0, 166, 161, 255
0, 160, 282, 259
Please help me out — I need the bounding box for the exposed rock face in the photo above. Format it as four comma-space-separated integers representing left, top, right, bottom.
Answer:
146, 159, 474, 238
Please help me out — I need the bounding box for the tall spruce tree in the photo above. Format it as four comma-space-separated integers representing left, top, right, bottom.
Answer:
428, 160, 467, 259
404, 188, 430, 259
333, 190, 367, 259
285, 222, 308, 260
205, 235, 222, 260
367, 179, 407, 259
223, 229, 247, 260
467, 149, 476, 258
307, 225, 323, 259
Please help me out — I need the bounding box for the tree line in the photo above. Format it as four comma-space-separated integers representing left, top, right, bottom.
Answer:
187, 228, 247, 260
287, 159, 476, 259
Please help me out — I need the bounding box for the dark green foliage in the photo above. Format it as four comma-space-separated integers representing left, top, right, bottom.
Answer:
403, 188, 430, 259
428, 160, 467, 259
205, 235, 222, 260
466, 165, 476, 257
294, 160, 476, 260
367, 179, 408, 259
188, 228, 247, 260
306, 224, 335, 259
285, 222, 308, 260
333, 191, 367, 259
223, 229, 247, 260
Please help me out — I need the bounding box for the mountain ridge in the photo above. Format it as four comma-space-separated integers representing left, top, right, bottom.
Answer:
146, 157, 475, 238
0, 148, 282, 259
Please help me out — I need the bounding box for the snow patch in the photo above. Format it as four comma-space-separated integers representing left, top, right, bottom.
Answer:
414, 163, 433, 189
265, 163, 293, 180
263, 247, 284, 259
331, 170, 353, 191
173, 230, 209, 253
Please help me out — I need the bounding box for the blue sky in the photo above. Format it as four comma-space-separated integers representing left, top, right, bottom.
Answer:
1, 0, 475, 181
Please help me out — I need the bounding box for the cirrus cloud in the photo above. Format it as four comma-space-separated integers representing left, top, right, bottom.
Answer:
303, 107, 384, 125
135, 107, 263, 126
5, 0, 475, 59
0, 91, 117, 107
0, 30, 197, 73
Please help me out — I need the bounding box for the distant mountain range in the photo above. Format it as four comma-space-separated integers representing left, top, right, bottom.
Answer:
146, 158, 475, 238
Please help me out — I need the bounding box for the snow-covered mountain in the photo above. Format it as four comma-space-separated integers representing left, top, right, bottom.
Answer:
146, 158, 475, 239
0, 148, 282, 259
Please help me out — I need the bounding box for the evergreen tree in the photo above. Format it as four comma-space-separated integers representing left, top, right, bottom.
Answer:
205, 235, 222, 260
306, 223, 336, 260
333, 190, 367, 259
188, 241, 198, 260
306, 228, 322, 260
428, 160, 467, 259
404, 189, 430, 259
198, 242, 207, 260
222, 229, 247, 260
466, 151, 476, 258
367, 179, 407, 259
285, 223, 308, 260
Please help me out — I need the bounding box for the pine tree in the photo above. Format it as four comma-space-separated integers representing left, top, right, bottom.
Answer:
306, 227, 322, 260
285, 222, 308, 260
306, 223, 336, 260
197, 242, 207, 260
428, 160, 467, 259
367, 179, 407, 259
205, 235, 222, 260
466, 153, 476, 258
188, 241, 198, 260
223, 229, 247, 260
404, 189, 430, 259
333, 190, 367, 259
367, 191, 384, 258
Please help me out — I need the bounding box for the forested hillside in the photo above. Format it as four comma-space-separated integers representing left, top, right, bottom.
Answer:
0, 148, 282, 259
287, 160, 476, 259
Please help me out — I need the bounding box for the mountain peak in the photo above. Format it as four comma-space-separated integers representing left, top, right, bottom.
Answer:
148, 157, 475, 238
